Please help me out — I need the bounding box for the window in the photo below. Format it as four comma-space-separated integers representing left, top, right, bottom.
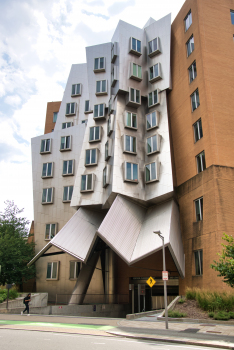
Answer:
129, 63, 142, 81
46, 262, 59, 280
62, 122, 72, 129
193, 119, 203, 142
66, 102, 76, 115
63, 160, 74, 176
105, 140, 111, 160
146, 134, 160, 155
42, 188, 53, 204
53, 112, 58, 123
81, 174, 94, 192
194, 250, 203, 275
148, 89, 159, 107
123, 135, 136, 154
60, 136, 71, 151
42, 162, 53, 178
191, 89, 200, 112
45, 223, 57, 240
111, 67, 117, 87
125, 112, 137, 129
84, 100, 92, 113
81, 120, 87, 125
85, 149, 97, 166
96, 80, 107, 95
111, 42, 117, 63
71, 83, 81, 96
89, 126, 101, 142
40, 139, 51, 154
186, 35, 194, 56
184, 10, 192, 31
94, 103, 105, 118
188, 61, 197, 83
107, 114, 114, 136
195, 197, 203, 221
94, 57, 105, 72
103, 165, 110, 188
70, 261, 81, 279
129, 37, 141, 56
130, 88, 140, 104
148, 37, 160, 57
124, 162, 138, 183
231, 10, 234, 24
145, 161, 159, 183
108, 97, 114, 115
149, 63, 161, 83
146, 111, 159, 130
196, 151, 206, 173
63, 186, 73, 202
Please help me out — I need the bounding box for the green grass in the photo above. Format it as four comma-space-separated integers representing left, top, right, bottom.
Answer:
168, 310, 187, 318
178, 298, 185, 304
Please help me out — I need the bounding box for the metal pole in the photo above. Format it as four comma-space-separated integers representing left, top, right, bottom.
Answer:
161, 235, 168, 329
6, 288, 9, 310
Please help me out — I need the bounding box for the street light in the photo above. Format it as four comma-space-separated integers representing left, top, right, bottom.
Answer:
154, 230, 168, 329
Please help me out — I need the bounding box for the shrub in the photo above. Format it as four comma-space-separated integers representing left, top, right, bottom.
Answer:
168, 310, 187, 318
9, 289, 18, 299
229, 311, 234, 319
185, 288, 197, 300
208, 312, 214, 318
178, 298, 185, 304
213, 311, 230, 321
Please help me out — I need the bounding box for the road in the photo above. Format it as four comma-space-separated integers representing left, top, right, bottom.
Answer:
0, 329, 228, 350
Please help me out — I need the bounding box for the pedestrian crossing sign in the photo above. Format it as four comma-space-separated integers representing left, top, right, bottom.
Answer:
146, 276, 156, 288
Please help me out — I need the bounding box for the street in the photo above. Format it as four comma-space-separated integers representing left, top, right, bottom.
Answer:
0, 329, 228, 350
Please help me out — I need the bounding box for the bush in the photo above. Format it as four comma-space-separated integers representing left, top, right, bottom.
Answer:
213, 311, 230, 321
0, 287, 18, 303
9, 289, 18, 299
185, 288, 197, 300
168, 310, 187, 318
228, 311, 234, 319
208, 312, 214, 318
178, 298, 185, 304
0, 289, 7, 302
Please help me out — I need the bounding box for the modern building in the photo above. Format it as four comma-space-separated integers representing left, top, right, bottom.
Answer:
29, 0, 234, 312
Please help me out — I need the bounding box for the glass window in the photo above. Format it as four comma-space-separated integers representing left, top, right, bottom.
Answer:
107, 115, 113, 135
195, 197, 203, 221
63, 186, 73, 202
89, 126, 100, 142
45, 223, 56, 240
148, 90, 159, 107
42, 188, 53, 204
40, 139, 51, 153
193, 119, 203, 142
94, 57, 105, 71
125, 112, 137, 129
191, 89, 200, 112
231, 10, 234, 24
63, 160, 74, 176
103, 166, 109, 187
146, 111, 158, 130
81, 174, 93, 192
111, 42, 117, 63
184, 10, 192, 31
53, 112, 58, 123
60, 136, 71, 151
94, 103, 105, 118
188, 61, 197, 83
85, 100, 90, 112
145, 162, 157, 183
62, 122, 72, 129
196, 151, 206, 173
130, 63, 142, 80
149, 63, 160, 81
124, 135, 136, 153
96, 80, 107, 94
46, 262, 58, 279
129, 88, 140, 104
194, 250, 203, 275
42, 162, 53, 178
85, 149, 97, 166
70, 261, 81, 279
131, 37, 141, 54
71, 84, 81, 96
186, 35, 194, 56
66, 103, 76, 115
147, 135, 158, 154
148, 38, 158, 56
125, 162, 138, 182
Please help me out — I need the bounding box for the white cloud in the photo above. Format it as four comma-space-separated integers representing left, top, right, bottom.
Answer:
4, 94, 22, 106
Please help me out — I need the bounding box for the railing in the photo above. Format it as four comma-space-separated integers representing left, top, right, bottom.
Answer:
55, 293, 129, 305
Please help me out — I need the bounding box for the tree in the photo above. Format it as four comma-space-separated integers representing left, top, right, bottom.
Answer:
211, 233, 234, 288
0, 201, 36, 286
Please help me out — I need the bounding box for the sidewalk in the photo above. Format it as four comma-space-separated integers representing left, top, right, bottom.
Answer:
0, 313, 234, 349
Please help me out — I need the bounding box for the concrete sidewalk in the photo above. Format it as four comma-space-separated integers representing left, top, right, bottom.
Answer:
0, 313, 234, 349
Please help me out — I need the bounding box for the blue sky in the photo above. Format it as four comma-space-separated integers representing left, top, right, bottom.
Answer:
0, 0, 185, 225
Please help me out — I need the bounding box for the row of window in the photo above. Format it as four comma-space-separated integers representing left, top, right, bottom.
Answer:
42, 186, 73, 204
42, 160, 74, 178
129, 36, 161, 58
46, 261, 81, 280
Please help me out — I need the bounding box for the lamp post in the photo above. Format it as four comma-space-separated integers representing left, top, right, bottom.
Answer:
154, 231, 168, 329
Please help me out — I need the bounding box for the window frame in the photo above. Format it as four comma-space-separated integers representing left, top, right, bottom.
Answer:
103, 165, 111, 188
95, 80, 108, 96
71, 83, 81, 97
231, 10, 234, 25
41, 162, 53, 178
145, 160, 159, 184
184, 10, 192, 32
62, 159, 74, 176
42, 187, 54, 205
84, 100, 92, 114
107, 114, 114, 136
63, 185, 73, 202
45, 223, 57, 240
129, 62, 142, 82
129, 37, 142, 56
194, 197, 203, 221
111, 42, 117, 63
53, 112, 58, 123
148, 37, 160, 57
105, 140, 112, 161
193, 119, 203, 143
124, 161, 139, 183
85, 148, 98, 166
40, 139, 51, 154
194, 249, 203, 276
124, 111, 137, 130
186, 35, 194, 57
146, 110, 159, 131
111, 66, 117, 87
94, 57, 105, 72
89, 126, 101, 143
188, 61, 197, 83
148, 89, 160, 108
191, 89, 200, 112
80, 174, 94, 192
123, 134, 137, 155
128, 87, 141, 107
62, 122, 72, 129
65, 102, 76, 116
60, 135, 71, 151
196, 151, 206, 173
146, 134, 161, 155
46, 261, 59, 280
69, 261, 82, 280
149, 63, 162, 83
93, 103, 106, 119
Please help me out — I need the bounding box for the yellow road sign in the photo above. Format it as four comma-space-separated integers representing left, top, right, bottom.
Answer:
146, 276, 156, 288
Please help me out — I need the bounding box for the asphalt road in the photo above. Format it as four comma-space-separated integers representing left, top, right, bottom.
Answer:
0, 329, 228, 350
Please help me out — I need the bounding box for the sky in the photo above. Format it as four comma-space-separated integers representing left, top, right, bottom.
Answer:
0, 0, 185, 225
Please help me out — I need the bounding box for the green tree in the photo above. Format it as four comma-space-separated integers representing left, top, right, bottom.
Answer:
0, 201, 36, 286
211, 233, 234, 287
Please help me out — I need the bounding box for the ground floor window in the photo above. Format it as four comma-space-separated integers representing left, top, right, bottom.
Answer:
46, 262, 59, 280
194, 250, 203, 275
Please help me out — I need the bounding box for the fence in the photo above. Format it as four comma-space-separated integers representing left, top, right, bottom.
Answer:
55, 293, 129, 305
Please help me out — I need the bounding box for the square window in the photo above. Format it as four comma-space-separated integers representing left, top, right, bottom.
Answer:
123, 135, 136, 154
96, 80, 107, 95
145, 161, 159, 183
148, 89, 160, 108
146, 110, 159, 130
125, 112, 137, 129
46, 262, 59, 280
89, 126, 101, 142
148, 37, 160, 57
66, 102, 76, 115
71, 83, 81, 96
81, 174, 94, 192
94, 103, 105, 119
193, 119, 203, 142
62, 122, 72, 129
186, 35, 194, 57
42, 162, 53, 178
146, 134, 160, 155
196, 151, 206, 173
45, 223, 57, 240
42, 188, 54, 204
40, 139, 51, 154
63, 186, 73, 202
70, 261, 82, 279
103, 165, 110, 188
85, 149, 98, 166
149, 63, 162, 83
60, 136, 71, 151
231, 10, 234, 24
129, 62, 142, 82
124, 162, 138, 183
191, 89, 200, 112
195, 197, 203, 221
184, 10, 192, 31
129, 37, 141, 56
62, 160, 74, 176
53, 112, 58, 123
194, 250, 203, 275
94, 57, 105, 72
188, 61, 197, 83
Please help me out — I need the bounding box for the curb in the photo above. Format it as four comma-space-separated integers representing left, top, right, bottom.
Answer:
157, 316, 234, 326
